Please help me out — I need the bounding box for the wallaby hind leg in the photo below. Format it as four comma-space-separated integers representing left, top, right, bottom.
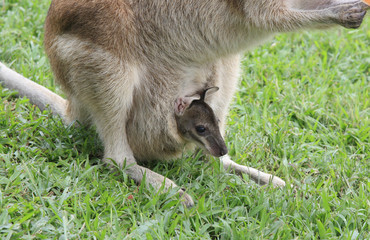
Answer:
94, 109, 195, 207
124, 163, 195, 207
72, 77, 195, 207
79, 77, 194, 207
50, 35, 194, 207
64, 96, 91, 126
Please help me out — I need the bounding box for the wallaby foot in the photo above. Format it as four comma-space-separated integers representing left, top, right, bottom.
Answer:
106, 156, 195, 207
220, 155, 286, 187
178, 188, 195, 208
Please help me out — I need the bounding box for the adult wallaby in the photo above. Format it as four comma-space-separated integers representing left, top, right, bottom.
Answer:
0, 0, 368, 207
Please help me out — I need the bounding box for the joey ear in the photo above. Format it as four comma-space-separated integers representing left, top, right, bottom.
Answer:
200, 86, 219, 101
174, 94, 200, 116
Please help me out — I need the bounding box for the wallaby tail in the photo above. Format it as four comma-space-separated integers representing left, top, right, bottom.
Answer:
0, 61, 67, 120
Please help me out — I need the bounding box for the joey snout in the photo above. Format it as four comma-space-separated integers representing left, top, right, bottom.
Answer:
203, 135, 228, 157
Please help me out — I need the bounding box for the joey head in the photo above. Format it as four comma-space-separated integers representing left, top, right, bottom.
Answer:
175, 87, 228, 157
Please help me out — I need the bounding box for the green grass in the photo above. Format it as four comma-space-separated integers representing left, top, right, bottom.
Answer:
1, 1, 369, 239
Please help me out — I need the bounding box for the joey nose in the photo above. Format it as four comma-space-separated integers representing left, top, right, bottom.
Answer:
213, 142, 228, 157
205, 135, 228, 157
219, 146, 228, 156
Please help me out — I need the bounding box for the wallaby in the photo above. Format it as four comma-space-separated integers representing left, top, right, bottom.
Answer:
175, 87, 228, 158
0, 0, 368, 207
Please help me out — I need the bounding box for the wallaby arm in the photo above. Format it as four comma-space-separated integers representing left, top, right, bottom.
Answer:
0, 62, 67, 119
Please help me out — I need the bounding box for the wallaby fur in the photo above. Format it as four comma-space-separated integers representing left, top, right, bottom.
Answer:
0, 0, 368, 207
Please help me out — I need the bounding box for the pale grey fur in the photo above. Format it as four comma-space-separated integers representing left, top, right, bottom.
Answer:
0, 0, 368, 207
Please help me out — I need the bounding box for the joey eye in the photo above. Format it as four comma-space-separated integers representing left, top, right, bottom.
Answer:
195, 125, 206, 134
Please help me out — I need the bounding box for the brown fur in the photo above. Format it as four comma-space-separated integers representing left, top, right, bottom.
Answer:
42, 0, 370, 207
1, 0, 368, 207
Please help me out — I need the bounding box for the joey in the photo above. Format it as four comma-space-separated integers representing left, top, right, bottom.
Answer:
175, 87, 228, 157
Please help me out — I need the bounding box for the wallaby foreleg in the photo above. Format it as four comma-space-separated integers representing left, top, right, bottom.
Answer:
287, 0, 358, 10
248, 0, 369, 31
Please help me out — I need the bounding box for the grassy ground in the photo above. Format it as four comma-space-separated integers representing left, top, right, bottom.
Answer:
1, 1, 369, 239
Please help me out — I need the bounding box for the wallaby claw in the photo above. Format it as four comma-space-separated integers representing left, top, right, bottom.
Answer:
249, 171, 286, 187
267, 176, 286, 188
337, 2, 368, 29
178, 188, 194, 208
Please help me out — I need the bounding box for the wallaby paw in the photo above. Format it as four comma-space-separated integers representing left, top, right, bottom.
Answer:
268, 175, 286, 188
178, 188, 194, 208
337, 2, 368, 29
248, 171, 286, 188
253, 174, 286, 187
